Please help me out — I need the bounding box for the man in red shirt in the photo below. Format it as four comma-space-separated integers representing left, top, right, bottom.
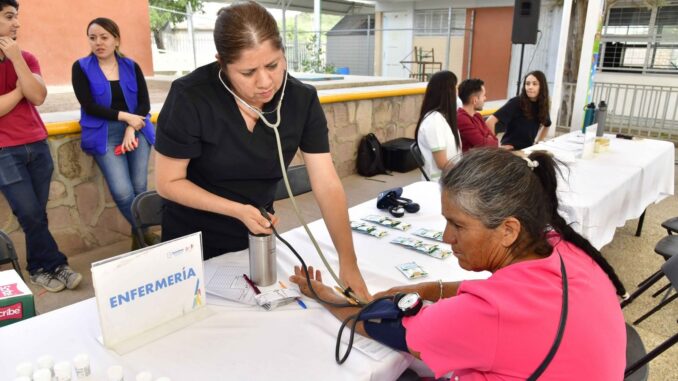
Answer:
457, 78, 498, 152
0, 0, 81, 292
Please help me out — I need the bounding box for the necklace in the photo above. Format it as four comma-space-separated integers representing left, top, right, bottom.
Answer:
100, 61, 118, 78
218, 69, 288, 129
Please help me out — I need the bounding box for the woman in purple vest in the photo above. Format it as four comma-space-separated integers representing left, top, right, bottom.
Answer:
71, 18, 155, 248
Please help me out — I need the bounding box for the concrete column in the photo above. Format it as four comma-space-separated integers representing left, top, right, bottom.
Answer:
549, 0, 573, 137
571, 0, 605, 132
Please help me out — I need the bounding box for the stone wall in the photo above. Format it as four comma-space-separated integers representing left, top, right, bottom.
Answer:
0, 93, 422, 258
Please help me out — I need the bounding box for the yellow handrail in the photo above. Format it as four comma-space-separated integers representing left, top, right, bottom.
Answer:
45, 91, 495, 136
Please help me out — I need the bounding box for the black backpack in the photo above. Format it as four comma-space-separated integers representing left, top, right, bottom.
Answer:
356, 133, 387, 177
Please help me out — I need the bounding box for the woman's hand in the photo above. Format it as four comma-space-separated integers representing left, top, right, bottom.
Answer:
339, 263, 371, 302
236, 204, 279, 235
290, 266, 345, 304
120, 112, 146, 131
120, 126, 138, 154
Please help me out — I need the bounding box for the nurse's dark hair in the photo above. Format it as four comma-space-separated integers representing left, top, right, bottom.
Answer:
214, 1, 284, 66
414, 70, 460, 149
86, 17, 123, 56
440, 148, 626, 296
0, 0, 18, 11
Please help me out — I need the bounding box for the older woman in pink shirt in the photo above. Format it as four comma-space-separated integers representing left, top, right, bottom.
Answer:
291, 148, 627, 380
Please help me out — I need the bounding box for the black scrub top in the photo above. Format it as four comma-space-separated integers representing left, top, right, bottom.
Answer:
494, 97, 551, 150
155, 62, 329, 259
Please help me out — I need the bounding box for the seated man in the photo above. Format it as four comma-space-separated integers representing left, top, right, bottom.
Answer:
457, 78, 498, 152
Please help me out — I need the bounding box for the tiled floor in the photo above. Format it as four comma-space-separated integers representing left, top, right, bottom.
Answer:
3, 167, 677, 380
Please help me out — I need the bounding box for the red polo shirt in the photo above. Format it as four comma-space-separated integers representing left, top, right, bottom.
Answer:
457, 107, 498, 152
0, 51, 47, 148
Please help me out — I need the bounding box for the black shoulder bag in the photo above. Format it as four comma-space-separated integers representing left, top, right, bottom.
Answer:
527, 254, 569, 381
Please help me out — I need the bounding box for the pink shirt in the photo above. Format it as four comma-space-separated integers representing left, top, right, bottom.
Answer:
402, 234, 625, 380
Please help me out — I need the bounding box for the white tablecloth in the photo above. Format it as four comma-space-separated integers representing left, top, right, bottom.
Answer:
0, 182, 482, 381
526, 132, 674, 249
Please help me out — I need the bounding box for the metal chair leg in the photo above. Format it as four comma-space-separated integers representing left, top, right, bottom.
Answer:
638, 270, 662, 288
651, 283, 671, 298
625, 332, 678, 378
11, 259, 24, 282
632, 293, 678, 325
635, 210, 646, 237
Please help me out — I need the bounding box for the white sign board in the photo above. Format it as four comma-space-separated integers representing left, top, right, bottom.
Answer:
91, 232, 210, 354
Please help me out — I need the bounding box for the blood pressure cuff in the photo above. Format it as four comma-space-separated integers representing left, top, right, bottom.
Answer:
360, 299, 409, 352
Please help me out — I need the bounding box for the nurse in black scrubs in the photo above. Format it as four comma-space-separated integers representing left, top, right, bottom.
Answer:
486, 70, 551, 151
154, 1, 369, 299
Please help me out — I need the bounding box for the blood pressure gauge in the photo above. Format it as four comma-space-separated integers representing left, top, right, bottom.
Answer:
395, 292, 423, 317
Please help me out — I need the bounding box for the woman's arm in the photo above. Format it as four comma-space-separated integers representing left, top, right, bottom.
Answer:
71, 62, 145, 129
536, 125, 549, 143
431, 150, 449, 170
133, 63, 151, 117
485, 115, 499, 135
303, 151, 369, 300
290, 266, 420, 358
373, 281, 461, 301
154, 152, 277, 234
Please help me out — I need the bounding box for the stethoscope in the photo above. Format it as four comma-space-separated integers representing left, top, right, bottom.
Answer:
216, 66, 366, 306
217, 68, 288, 130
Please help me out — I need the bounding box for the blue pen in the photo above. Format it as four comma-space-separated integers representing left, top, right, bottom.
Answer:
279, 280, 307, 309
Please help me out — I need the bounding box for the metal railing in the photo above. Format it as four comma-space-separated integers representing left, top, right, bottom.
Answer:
556, 81, 678, 141
592, 82, 678, 140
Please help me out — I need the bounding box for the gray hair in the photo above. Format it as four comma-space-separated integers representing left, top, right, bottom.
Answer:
440, 148, 552, 255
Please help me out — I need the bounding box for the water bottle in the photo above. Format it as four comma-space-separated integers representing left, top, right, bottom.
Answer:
583, 102, 597, 132
596, 100, 607, 137
248, 233, 276, 286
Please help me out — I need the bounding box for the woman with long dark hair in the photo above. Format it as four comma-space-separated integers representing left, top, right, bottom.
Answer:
487, 70, 551, 150
414, 71, 461, 180
72, 17, 155, 249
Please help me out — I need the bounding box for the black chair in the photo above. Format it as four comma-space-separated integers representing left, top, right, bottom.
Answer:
623, 254, 678, 380
409, 142, 430, 181
131, 190, 164, 248
274, 164, 312, 201
0, 230, 23, 281
661, 216, 678, 235
636, 235, 678, 298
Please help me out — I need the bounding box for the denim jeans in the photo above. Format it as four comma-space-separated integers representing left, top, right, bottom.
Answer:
0, 140, 67, 274
93, 121, 151, 227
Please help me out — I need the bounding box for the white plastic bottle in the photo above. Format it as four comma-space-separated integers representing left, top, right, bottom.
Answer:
54, 361, 73, 381
15, 361, 33, 378
73, 353, 92, 379
136, 371, 153, 381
